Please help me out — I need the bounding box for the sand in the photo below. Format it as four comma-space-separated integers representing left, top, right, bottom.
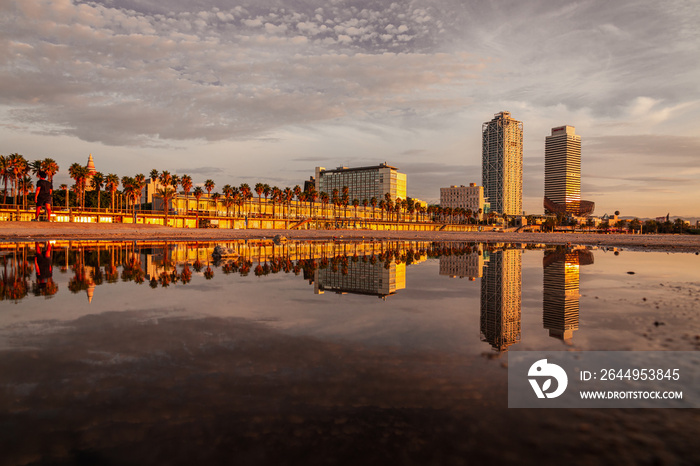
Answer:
1, 221, 699, 252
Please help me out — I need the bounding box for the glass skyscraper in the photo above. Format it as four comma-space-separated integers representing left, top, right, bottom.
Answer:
482, 112, 523, 216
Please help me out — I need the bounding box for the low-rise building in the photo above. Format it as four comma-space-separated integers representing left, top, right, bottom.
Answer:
439, 183, 486, 219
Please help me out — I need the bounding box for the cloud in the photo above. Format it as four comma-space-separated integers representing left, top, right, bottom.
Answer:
0, 0, 484, 146
586, 135, 700, 160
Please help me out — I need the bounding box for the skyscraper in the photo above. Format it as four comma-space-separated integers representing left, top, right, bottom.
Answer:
482, 111, 523, 216
543, 126, 594, 216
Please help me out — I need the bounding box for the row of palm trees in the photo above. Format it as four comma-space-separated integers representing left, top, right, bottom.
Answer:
2, 156, 490, 225
0, 154, 59, 208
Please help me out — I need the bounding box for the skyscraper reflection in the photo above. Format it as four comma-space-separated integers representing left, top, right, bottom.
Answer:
480, 248, 522, 351
542, 247, 594, 342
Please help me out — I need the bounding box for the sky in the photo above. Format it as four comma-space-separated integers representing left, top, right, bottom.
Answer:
1, 0, 699, 217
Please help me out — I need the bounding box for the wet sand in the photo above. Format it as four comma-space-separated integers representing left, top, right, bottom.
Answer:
1, 221, 699, 252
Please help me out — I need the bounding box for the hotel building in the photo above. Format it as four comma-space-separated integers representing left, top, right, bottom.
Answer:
315, 163, 407, 202
544, 125, 594, 216
482, 111, 523, 216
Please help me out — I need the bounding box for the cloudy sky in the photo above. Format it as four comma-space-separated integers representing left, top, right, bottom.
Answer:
1, 0, 698, 217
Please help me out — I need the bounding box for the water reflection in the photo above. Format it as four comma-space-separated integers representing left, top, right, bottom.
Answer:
480, 248, 522, 351
542, 246, 594, 342
439, 244, 486, 280
0, 240, 683, 355
2, 240, 700, 464
33, 242, 58, 297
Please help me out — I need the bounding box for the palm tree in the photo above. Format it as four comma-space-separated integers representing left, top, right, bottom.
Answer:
121, 177, 140, 213
105, 174, 119, 212
320, 191, 329, 219
193, 187, 204, 227
219, 194, 231, 217
385, 199, 394, 222
157, 185, 176, 225
293, 185, 302, 217
271, 186, 281, 217
204, 179, 215, 209
352, 199, 360, 219
21, 175, 33, 209
331, 188, 339, 218
378, 200, 386, 220
91, 172, 105, 211
159, 171, 172, 187
235, 192, 245, 217
211, 192, 221, 215
60, 184, 69, 210
42, 158, 59, 182
68, 162, 89, 210
407, 198, 416, 222
29, 160, 42, 178
370, 197, 377, 220
383, 193, 392, 220
7, 153, 27, 207
134, 174, 146, 209
239, 183, 251, 215
180, 175, 192, 212
283, 187, 293, 218
0, 155, 9, 204
342, 186, 349, 218
255, 183, 264, 214
307, 187, 318, 218
262, 184, 271, 216
222, 184, 234, 216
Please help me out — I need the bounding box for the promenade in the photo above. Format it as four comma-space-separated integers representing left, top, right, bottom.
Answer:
1, 221, 699, 252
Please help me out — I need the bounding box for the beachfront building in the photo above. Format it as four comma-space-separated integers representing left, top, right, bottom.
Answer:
544, 125, 594, 216
314, 163, 407, 202
482, 111, 523, 216
439, 183, 486, 220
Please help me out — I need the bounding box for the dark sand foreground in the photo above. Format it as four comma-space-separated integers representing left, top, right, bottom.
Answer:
1, 221, 699, 252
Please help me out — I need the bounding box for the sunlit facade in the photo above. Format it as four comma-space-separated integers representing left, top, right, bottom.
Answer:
439, 183, 486, 219
315, 163, 407, 202
544, 126, 594, 216
482, 112, 523, 216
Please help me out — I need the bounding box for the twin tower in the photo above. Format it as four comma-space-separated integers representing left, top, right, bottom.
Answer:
481, 112, 594, 216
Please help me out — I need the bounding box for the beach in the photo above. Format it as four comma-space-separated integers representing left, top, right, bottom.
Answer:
1, 221, 699, 252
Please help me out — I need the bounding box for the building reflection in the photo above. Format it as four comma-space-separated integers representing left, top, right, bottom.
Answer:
313, 259, 406, 298
480, 248, 522, 352
542, 247, 594, 342
439, 244, 486, 280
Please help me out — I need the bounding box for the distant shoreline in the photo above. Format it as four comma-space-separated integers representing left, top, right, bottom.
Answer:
1, 221, 699, 253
